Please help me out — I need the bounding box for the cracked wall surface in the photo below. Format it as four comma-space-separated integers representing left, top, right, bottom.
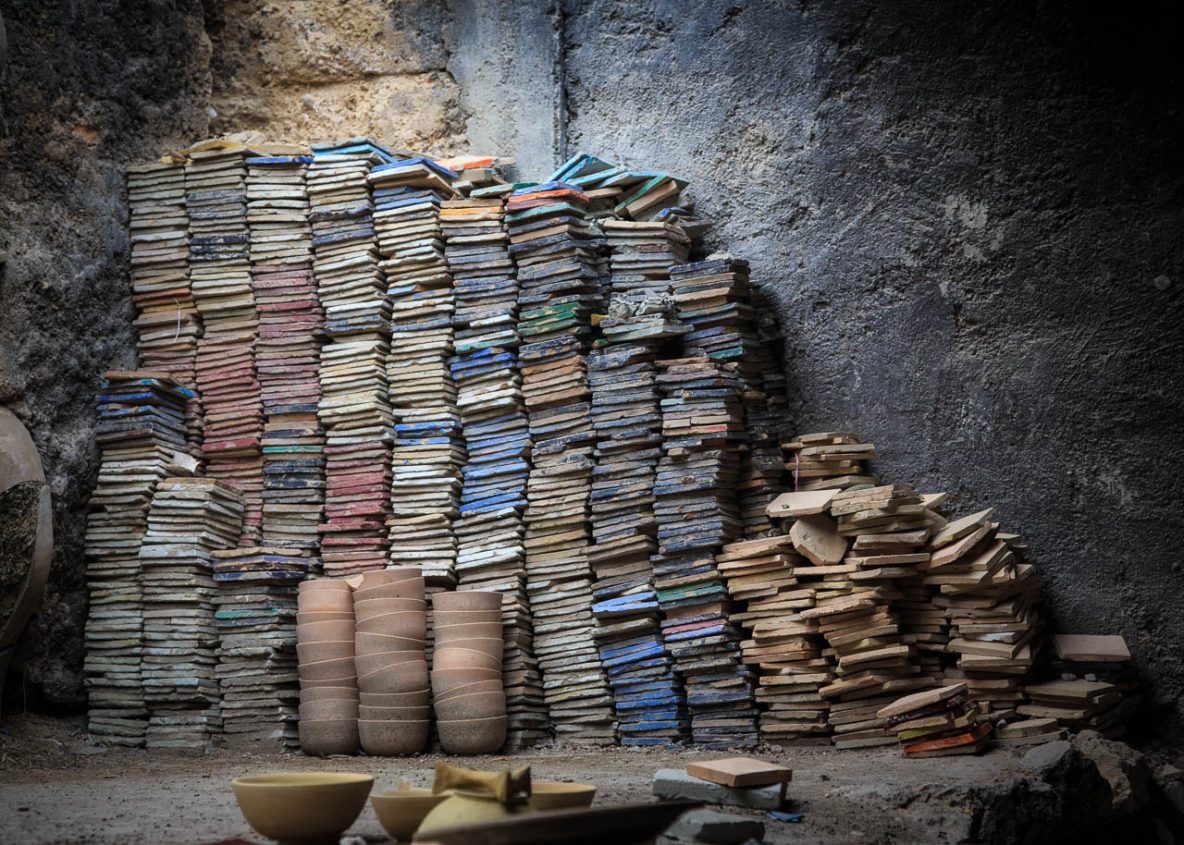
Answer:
1, 0, 1182, 742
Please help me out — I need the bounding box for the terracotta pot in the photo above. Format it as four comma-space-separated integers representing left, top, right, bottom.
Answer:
295, 611, 355, 625
300, 686, 358, 704
433, 637, 503, 660
432, 610, 502, 628
354, 613, 427, 641
353, 598, 427, 621
527, 783, 596, 812
358, 703, 431, 721
371, 788, 447, 841
432, 591, 502, 612
297, 719, 360, 756
430, 667, 501, 695
432, 679, 503, 703
436, 714, 507, 755
432, 646, 501, 671
298, 588, 354, 613
355, 631, 426, 656
299, 578, 353, 591
432, 690, 506, 722
353, 581, 425, 602
300, 675, 358, 689
358, 718, 429, 756
358, 660, 429, 694
298, 656, 356, 682
299, 699, 359, 722
231, 772, 372, 842
357, 568, 422, 589
297, 640, 355, 664
432, 621, 503, 642
297, 619, 355, 643
359, 689, 430, 708
355, 651, 425, 678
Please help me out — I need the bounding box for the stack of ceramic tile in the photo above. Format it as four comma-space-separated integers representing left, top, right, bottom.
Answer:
588, 320, 690, 746
84, 372, 197, 746
601, 220, 689, 296
878, 683, 991, 758
669, 257, 784, 537
186, 142, 265, 543
550, 155, 689, 222
717, 533, 833, 746
926, 511, 1044, 721
652, 357, 756, 748
367, 157, 464, 585
507, 180, 615, 743
443, 188, 519, 354
247, 154, 326, 561
126, 158, 203, 453
213, 546, 308, 749
308, 139, 394, 577
1050, 634, 1137, 698
140, 477, 244, 749
436, 154, 511, 195
783, 432, 879, 491
891, 493, 952, 681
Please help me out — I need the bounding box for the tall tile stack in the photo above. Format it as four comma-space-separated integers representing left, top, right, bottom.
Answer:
308, 139, 394, 577
601, 220, 689, 297
213, 546, 308, 750
652, 357, 757, 748
186, 142, 265, 543
717, 533, 833, 745
140, 478, 244, 748
587, 305, 690, 745
246, 154, 326, 561
444, 183, 548, 748
126, 158, 203, 453
367, 157, 464, 586
927, 511, 1044, 721
508, 181, 615, 743
669, 258, 784, 537
84, 372, 196, 746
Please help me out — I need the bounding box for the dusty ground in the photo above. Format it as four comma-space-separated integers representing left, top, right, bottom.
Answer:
0, 713, 1036, 845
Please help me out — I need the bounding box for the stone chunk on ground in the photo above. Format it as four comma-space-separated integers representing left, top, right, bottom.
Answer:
663, 808, 766, 844
653, 768, 786, 810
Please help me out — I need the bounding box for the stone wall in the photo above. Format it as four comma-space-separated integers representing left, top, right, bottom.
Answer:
1, 0, 1182, 739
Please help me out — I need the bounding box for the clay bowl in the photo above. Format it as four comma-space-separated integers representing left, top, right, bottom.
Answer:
433, 605, 502, 624
300, 686, 358, 704
436, 714, 507, 755
370, 787, 447, 842
432, 621, 503, 642
432, 591, 502, 612
358, 703, 431, 721
431, 678, 503, 703
354, 598, 427, 621
358, 718, 429, 756
356, 631, 426, 656
299, 699, 359, 722
355, 651, 426, 678
359, 689, 430, 708
296, 640, 355, 664
527, 783, 597, 812
432, 690, 506, 722
358, 660, 429, 694
232, 772, 372, 844
299, 578, 353, 591
297, 720, 360, 757
295, 610, 355, 625
430, 667, 501, 696
355, 613, 426, 641
432, 646, 501, 671
298, 656, 356, 682
353, 581, 425, 602
300, 675, 358, 690
357, 568, 422, 588
296, 620, 355, 643
297, 589, 355, 614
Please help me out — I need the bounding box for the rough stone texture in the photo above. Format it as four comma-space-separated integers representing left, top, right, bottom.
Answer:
663, 808, 766, 844
0, 0, 211, 708
203, 0, 464, 152
2, 0, 1184, 749
653, 768, 787, 810
1072, 729, 1152, 817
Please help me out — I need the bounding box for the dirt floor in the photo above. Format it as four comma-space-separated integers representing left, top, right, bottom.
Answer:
0, 713, 1031, 845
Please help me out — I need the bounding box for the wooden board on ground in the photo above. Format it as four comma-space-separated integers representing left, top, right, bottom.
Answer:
686, 756, 793, 788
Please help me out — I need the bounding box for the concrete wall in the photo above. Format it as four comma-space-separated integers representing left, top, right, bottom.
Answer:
2, 0, 1182, 737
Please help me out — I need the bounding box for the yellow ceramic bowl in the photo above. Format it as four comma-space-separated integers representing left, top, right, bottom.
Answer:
232, 772, 373, 845
371, 787, 448, 840
527, 782, 597, 811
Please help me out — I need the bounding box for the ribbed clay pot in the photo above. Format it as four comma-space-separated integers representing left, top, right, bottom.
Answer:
297, 640, 355, 664
355, 631, 426, 656
301, 686, 359, 704
436, 714, 507, 755
299, 699, 360, 722
354, 598, 426, 621
432, 610, 502, 628
430, 667, 501, 696
359, 689, 430, 708
355, 650, 426, 678
432, 678, 503, 703
355, 613, 427, 641
298, 656, 357, 682
298, 718, 359, 756
300, 674, 358, 689
432, 591, 501, 612
358, 660, 429, 694
297, 619, 355, 643
353, 581, 425, 602
432, 621, 503, 643
296, 610, 355, 625
358, 704, 431, 722
432, 647, 501, 672
433, 690, 506, 722
357, 568, 423, 589
358, 718, 429, 756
